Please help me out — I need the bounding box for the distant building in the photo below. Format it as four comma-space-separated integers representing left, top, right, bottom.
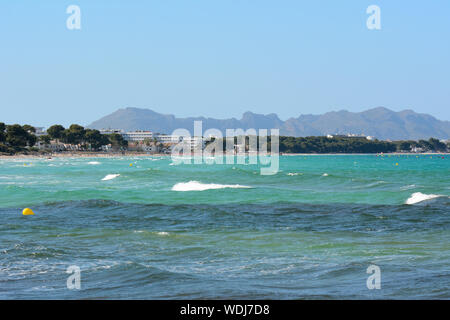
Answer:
156, 134, 183, 144
327, 133, 375, 140
99, 129, 124, 135
180, 136, 205, 151
34, 127, 47, 137
122, 131, 154, 142
99, 129, 205, 151
157, 135, 204, 151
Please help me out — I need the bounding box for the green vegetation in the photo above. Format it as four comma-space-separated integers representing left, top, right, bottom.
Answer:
107, 133, 128, 150
0, 123, 37, 153
279, 136, 448, 153
392, 138, 448, 153
209, 136, 449, 154
46, 125, 65, 142
0, 123, 127, 154
0, 123, 5, 144
279, 136, 396, 153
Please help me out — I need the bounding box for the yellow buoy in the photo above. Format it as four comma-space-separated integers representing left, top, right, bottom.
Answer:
129, 163, 133, 167
22, 208, 34, 216
395, 163, 399, 166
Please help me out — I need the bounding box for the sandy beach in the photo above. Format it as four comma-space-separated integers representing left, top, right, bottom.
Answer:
0, 152, 169, 160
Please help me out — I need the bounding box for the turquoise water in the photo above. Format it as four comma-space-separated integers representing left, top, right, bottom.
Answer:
0, 155, 449, 299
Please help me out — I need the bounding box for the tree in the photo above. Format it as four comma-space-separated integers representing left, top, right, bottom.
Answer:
397, 141, 412, 152
22, 125, 36, 133
143, 138, 152, 146
62, 124, 86, 145
428, 138, 447, 152
5, 124, 36, 148
47, 125, 65, 141
0, 122, 5, 143
27, 132, 37, 147
108, 133, 128, 150
39, 135, 51, 145
418, 139, 432, 151
85, 129, 109, 150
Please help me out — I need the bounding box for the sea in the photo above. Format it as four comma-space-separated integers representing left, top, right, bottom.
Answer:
0, 154, 448, 299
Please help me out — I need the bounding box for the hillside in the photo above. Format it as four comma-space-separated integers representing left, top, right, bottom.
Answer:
88, 107, 450, 140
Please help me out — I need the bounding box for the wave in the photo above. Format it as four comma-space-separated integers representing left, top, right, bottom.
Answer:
101, 174, 120, 181
322, 173, 329, 177
405, 192, 443, 205
88, 161, 101, 165
400, 184, 416, 191
171, 181, 251, 192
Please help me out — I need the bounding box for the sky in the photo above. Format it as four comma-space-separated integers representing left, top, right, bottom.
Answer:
1, 0, 449, 128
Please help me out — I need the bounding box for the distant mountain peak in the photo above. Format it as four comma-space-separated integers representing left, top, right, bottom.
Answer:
366, 106, 392, 112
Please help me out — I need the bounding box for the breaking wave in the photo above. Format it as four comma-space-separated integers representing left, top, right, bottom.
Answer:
101, 174, 120, 181
405, 192, 443, 205
171, 181, 251, 192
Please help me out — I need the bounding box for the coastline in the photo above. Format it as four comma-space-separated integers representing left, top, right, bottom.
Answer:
0, 152, 168, 160
1, 152, 448, 160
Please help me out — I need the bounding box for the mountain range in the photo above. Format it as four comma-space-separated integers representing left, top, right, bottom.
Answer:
88, 107, 450, 140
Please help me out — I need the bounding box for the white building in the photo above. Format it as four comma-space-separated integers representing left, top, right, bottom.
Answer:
121, 131, 154, 142
34, 127, 47, 137
328, 133, 375, 140
99, 129, 205, 150
181, 136, 205, 151
156, 135, 204, 151
156, 134, 183, 144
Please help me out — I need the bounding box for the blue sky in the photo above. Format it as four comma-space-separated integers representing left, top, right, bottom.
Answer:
1, 0, 449, 127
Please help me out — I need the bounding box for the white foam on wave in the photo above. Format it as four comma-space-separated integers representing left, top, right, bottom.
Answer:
405, 192, 442, 205
322, 173, 329, 177
365, 180, 385, 187
287, 172, 302, 176
88, 161, 101, 165
101, 174, 120, 181
172, 180, 251, 192
400, 184, 416, 191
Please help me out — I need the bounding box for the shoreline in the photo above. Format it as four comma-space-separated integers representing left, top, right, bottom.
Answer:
0, 152, 167, 160
0, 152, 448, 160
